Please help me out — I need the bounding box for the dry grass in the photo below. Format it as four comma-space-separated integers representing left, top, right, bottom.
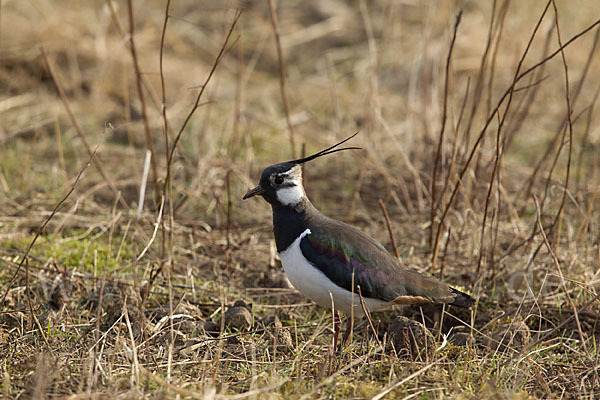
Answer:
1, 0, 600, 398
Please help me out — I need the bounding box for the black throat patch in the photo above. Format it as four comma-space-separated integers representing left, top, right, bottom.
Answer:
271, 200, 312, 252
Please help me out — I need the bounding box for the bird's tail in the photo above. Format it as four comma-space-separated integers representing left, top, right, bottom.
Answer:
449, 287, 475, 308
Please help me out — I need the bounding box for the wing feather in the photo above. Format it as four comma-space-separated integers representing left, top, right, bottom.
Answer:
300, 216, 470, 306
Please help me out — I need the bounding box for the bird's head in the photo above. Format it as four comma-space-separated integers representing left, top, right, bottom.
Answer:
243, 133, 361, 208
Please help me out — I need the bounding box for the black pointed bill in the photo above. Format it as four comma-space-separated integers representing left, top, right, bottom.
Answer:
243, 185, 265, 200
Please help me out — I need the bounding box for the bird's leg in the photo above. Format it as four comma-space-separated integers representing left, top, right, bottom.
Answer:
341, 314, 353, 347
334, 315, 353, 356
332, 311, 341, 354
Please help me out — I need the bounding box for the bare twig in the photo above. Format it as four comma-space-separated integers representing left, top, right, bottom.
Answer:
267, 0, 296, 158
504, 26, 554, 156
485, 0, 510, 117
147, 9, 241, 289
156, 7, 175, 374
159, 0, 171, 163
433, 4, 600, 268
475, 3, 512, 277
156, 0, 171, 257
550, 0, 574, 246
105, 0, 183, 157
127, 0, 159, 191
165, 10, 242, 174
378, 199, 400, 260
518, 16, 597, 241
430, 10, 462, 250
460, 0, 497, 159
440, 77, 470, 214
516, 17, 600, 85
41, 50, 128, 210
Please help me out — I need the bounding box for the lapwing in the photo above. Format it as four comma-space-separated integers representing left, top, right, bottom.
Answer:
243, 133, 474, 350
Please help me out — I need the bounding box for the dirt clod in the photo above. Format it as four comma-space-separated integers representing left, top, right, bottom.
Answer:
264, 314, 294, 352
388, 316, 435, 361
448, 332, 473, 347
203, 320, 221, 336
224, 306, 252, 331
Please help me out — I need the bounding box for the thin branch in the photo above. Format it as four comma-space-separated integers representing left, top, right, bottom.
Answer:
41, 50, 128, 210
430, 10, 462, 250
550, 0, 574, 246
516, 22, 598, 212
515, 17, 600, 86
159, 0, 171, 167
485, 0, 510, 117
146, 9, 242, 289
378, 199, 400, 260
158, 5, 174, 354
105, 0, 185, 159
475, 2, 511, 277
432, 4, 600, 268
267, 0, 296, 158
503, 26, 554, 157
158, 5, 174, 385
166, 10, 242, 169
127, 0, 159, 191
460, 0, 497, 158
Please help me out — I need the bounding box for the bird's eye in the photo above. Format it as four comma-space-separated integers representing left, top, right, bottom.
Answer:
274, 176, 284, 185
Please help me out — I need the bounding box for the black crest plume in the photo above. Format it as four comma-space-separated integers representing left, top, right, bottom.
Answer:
290, 132, 361, 165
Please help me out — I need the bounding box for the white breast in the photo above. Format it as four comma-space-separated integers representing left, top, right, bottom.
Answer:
279, 229, 391, 316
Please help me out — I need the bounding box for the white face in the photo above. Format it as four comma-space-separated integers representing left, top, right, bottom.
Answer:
272, 165, 305, 206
